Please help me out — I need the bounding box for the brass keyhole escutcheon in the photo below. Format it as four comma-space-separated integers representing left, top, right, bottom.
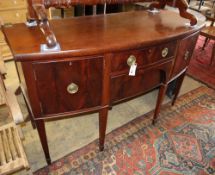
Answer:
162, 48, 169, 58
184, 51, 189, 61
67, 83, 79, 94
127, 55, 136, 67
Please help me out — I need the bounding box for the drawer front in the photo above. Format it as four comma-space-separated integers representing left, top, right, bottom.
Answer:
0, 0, 26, 10
111, 41, 177, 73
111, 61, 173, 103
171, 32, 199, 77
0, 9, 27, 24
33, 58, 103, 115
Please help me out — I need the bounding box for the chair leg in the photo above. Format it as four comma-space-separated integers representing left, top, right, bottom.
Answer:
210, 42, 215, 66
202, 37, 209, 50
152, 83, 168, 125
17, 125, 25, 140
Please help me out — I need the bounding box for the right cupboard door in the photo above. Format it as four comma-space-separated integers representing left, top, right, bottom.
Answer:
171, 32, 199, 78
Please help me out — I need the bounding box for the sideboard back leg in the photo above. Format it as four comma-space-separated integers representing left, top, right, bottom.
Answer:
14, 86, 36, 129
35, 120, 51, 165
171, 71, 186, 106
152, 83, 168, 125
22, 94, 36, 129
99, 107, 108, 151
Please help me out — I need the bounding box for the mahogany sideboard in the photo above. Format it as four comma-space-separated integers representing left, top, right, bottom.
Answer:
3, 10, 204, 164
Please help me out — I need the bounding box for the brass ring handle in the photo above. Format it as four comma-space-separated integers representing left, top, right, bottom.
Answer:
127, 55, 136, 67
67, 83, 79, 94
184, 51, 189, 61
161, 48, 169, 58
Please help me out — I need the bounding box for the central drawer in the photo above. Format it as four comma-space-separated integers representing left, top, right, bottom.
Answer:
33, 57, 103, 115
111, 61, 173, 103
111, 41, 177, 74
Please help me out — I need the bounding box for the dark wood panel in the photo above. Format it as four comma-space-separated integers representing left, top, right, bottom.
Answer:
33, 58, 103, 115
3, 10, 204, 61
111, 60, 173, 103
171, 32, 199, 77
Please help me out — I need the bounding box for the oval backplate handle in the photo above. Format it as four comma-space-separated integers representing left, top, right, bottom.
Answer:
162, 48, 169, 58
184, 51, 190, 61
67, 83, 79, 94
127, 55, 136, 67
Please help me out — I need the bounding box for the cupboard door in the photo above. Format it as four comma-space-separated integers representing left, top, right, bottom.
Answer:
171, 32, 199, 77
33, 58, 103, 115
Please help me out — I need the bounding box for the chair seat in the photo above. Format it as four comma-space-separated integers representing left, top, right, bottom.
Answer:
200, 26, 215, 40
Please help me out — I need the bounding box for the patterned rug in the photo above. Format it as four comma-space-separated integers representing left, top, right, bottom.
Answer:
187, 36, 215, 89
35, 86, 215, 175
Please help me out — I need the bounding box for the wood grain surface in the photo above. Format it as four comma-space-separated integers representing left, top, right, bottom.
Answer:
3, 10, 204, 61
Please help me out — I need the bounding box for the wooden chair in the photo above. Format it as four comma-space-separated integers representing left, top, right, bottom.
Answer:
200, 11, 215, 65
0, 123, 30, 175
0, 47, 31, 175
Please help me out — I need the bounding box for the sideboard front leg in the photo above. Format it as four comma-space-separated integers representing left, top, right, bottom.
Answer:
35, 120, 51, 165
99, 107, 108, 151
171, 71, 186, 106
152, 83, 168, 125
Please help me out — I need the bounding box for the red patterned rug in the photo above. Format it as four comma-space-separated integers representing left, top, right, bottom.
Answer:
187, 36, 215, 89
35, 86, 215, 175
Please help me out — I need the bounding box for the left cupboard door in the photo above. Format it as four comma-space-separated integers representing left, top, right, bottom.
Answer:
32, 57, 103, 116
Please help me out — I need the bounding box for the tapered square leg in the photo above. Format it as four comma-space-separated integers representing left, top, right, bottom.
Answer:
172, 72, 186, 106
35, 120, 51, 165
99, 108, 108, 151
152, 84, 168, 125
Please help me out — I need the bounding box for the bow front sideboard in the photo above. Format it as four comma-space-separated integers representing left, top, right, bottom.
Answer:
3, 10, 204, 164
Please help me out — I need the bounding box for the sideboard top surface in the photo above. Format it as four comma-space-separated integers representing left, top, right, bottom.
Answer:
3, 10, 204, 61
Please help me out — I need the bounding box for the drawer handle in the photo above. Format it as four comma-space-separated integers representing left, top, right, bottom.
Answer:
161, 48, 169, 58
127, 55, 136, 67
184, 51, 190, 61
67, 83, 79, 94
